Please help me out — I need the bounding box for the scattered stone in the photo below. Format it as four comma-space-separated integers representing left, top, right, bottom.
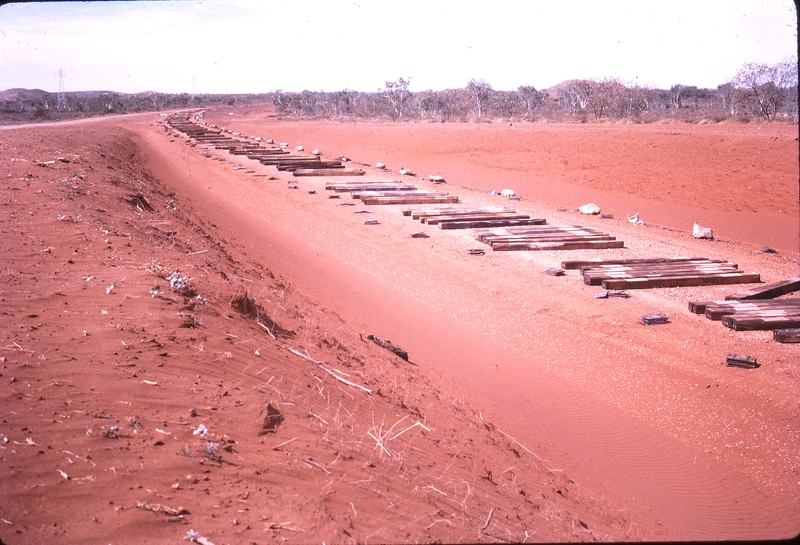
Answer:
595, 289, 630, 299
692, 222, 714, 239
578, 203, 601, 215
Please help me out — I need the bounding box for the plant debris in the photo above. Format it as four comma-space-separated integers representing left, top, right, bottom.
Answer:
137, 501, 190, 516
367, 335, 409, 361
258, 403, 285, 435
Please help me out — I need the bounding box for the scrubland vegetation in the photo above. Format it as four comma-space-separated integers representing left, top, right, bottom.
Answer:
2, 59, 796, 125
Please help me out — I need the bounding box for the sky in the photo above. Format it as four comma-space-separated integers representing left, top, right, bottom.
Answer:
0, 0, 796, 95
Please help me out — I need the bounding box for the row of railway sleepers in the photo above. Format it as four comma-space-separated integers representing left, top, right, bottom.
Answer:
163, 121, 619, 243
169, 120, 238, 146
218, 142, 260, 150
232, 148, 287, 156
168, 115, 796, 341
245, 150, 347, 172
294, 168, 365, 176
687, 276, 800, 338
168, 115, 283, 163
401, 206, 546, 230
177, 118, 343, 172
353, 189, 452, 201
321, 180, 449, 202
167, 115, 222, 138
326, 182, 548, 227
477, 225, 623, 251
327, 181, 416, 192
169, 117, 371, 179
560, 256, 759, 289
173, 125, 217, 138
362, 193, 455, 205
170, 127, 220, 140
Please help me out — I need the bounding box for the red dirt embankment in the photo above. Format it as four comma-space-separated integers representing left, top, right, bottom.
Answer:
1, 108, 798, 543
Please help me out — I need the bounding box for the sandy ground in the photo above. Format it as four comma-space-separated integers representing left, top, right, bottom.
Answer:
1, 107, 798, 544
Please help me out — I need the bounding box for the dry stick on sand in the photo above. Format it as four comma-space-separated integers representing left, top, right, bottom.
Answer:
481, 507, 495, 531
496, 429, 550, 466
318, 364, 372, 394
367, 430, 393, 457
286, 347, 319, 363
390, 420, 433, 440
257, 321, 276, 340
286, 347, 372, 394
303, 458, 332, 474
272, 437, 297, 450
368, 414, 429, 456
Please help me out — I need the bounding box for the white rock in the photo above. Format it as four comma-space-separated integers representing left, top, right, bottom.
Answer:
500, 189, 516, 197
296, 145, 304, 151
312, 148, 321, 156
578, 203, 601, 215
692, 222, 714, 239
428, 174, 446, 184
376, 162, 386, 169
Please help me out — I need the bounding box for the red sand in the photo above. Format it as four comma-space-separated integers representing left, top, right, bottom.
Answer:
226, 110, 799, 253
1, 108, 798, 543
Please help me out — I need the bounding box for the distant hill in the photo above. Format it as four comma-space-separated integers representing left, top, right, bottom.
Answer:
0, 88, 51, 101
541, 80, 579, 97
0, 88, 275, 125
0, 88, 140, 99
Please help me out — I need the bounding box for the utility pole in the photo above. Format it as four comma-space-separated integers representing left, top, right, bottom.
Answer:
57, 68, 67, 110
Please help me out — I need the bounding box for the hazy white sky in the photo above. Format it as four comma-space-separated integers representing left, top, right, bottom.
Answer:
0, 0, 796, 94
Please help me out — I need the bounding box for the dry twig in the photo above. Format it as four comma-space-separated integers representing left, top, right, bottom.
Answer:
496, 429, 546, 463
303, 458, 332, 474
272, 437, 297, 450
481, 507, 495, 531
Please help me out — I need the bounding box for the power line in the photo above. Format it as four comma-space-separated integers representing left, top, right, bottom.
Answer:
57, 68, 66, 110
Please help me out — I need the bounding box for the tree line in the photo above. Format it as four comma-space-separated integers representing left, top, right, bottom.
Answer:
1, 58, 795, 125
0, 90, 269, 124
273, 59, 797, 124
